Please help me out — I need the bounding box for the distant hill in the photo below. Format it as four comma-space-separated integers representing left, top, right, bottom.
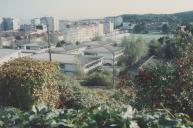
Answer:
121, 10, 193, 24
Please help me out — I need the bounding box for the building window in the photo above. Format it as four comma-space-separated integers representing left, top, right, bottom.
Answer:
26, 46, 30, 50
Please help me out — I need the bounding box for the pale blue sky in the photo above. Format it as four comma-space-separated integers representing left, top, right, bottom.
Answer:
0, 0, 193, 20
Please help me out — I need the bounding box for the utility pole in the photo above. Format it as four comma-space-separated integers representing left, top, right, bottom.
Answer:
47, 23, 52, 62
114, 16, 116, 41
28, 34, 30, 43
112, 51, 115, 87
29, 27, 31, 43
104, 46, 116, 87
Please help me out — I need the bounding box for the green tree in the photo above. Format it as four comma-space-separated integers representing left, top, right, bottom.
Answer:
56, 40, 66, 47
148, 39, 160, 56
133, 30, 193, 118
162, 24, 170, 34
133, 23, 148, 34
185, 23, 193, 34
122, 36, 148, 65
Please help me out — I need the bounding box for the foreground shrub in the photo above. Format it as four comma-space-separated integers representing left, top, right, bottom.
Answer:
134, 110, 193, 128
57, 76, 130, 109
0, 105, 192, 128
133, 61, 193, 119
131, 29, 193, 119
0, 58, 60, 110
81, 71, 112, 87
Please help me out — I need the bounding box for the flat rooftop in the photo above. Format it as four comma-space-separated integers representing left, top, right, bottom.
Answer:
31, 53, 102, 65
52, 45, 86, 53
83, 41, 113, 47
0, 49, 20, 58
85, 45, 124, 53
20, 42, 49, 47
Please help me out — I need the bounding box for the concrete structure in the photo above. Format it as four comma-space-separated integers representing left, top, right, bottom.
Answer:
104, 16, 123, 27
146, 22, 169, 33
18, 42, 54, 53
103, 21, 114, 34
33, 24, 47, 34
121, 22, 136, 32
31, 18, 47, 34
52, 45, 87, 55
20, 24, 31, 32
2, 18, 19, 31
84, 45, 124, 65
41, 16, 59, 32
31, 18, 41, 31
98, 23, 104, 36
31, 53, 103, 75
59, 20, 72, 32
0, 36, 15, 48
83, 40, 113, 48
0, 49, 22, 66
0, 17, 3, 31
62, 23, 104, 43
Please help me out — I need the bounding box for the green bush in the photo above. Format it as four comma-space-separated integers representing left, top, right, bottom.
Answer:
0, 58, 60, 110
0, 105, 192, 128
132, 32, 193, 119
57, 75, 130, 109
122, 36, 148, 65
134, 110, 193, 128
81, 71, 112, 87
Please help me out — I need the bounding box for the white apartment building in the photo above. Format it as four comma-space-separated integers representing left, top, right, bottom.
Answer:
40, 16, 59, 32
62, 23, 104, 43
31, 53, 103, 75
103, 21, 114, 34
31, 18, 41, 31
0, 49, 22, 66
31, 18, 47, 34
59, 20, 72, 32
20, 24, 31, 32
84, 45, 124, 66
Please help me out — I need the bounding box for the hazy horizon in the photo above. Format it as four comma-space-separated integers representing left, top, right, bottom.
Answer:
0, 0, 193, 23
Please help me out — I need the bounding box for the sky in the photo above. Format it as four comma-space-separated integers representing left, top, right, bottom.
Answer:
0, 0, 193, 22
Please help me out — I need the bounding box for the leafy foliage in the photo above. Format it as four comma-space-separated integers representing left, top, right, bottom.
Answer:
0, 105, 131, 128
57, 75, 130, 109
122, 36, 148, 65
133, 30, 193, 119
133, 23, 148, 34
56, 40, 67, 47
133, 62, 177, 110
0, 105, 192, 128
81, 71, 112, 87
0, 58, 60, 110
122, 10, 193, 24
162, 24, 170, 34
135, 110, 193, 128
